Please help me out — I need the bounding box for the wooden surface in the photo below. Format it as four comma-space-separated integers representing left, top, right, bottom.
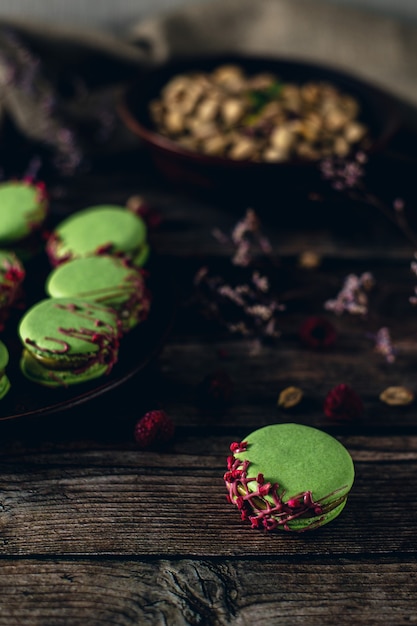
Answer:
1, 129, 417, 624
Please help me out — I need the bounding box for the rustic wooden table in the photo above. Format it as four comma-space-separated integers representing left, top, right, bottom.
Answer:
0, 126, 417, 625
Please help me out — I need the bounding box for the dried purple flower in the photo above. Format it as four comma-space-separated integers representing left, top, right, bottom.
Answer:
320, 152, 417, 249
195, 210, 284, 340
194, 267, 285, 339
370, 327, 396, 364
0, 28, 85, 175
409, 255, 417, 306
324, 272, 374, 316
214, 208, 273, 267
320, 151, 366, 191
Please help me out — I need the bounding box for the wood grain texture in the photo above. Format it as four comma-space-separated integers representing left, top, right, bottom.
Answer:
0, 141, 417, 622
0, 558, 416, 626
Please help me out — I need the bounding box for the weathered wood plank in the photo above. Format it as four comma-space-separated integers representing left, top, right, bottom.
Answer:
0, 444, 416, 557
0, 558, 415, 626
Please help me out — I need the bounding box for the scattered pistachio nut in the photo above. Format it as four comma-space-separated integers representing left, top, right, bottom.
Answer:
278, 386, 304, 409
298, 250, 322, 269
379, 386, 414, 406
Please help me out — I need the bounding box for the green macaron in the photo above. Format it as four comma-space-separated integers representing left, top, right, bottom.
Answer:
0, 340, 11, 399
19, 297, 121, 387
0, 180, 48, 244
45, 255, 151, 332
224, 423, 354, 532
46, 205, 149, 267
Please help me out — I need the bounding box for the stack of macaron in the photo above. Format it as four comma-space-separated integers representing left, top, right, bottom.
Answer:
15, 202, 152, 387
224, 423, 354, 532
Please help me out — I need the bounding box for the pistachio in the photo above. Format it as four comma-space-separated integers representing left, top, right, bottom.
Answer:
298, 250, 322, 269
228, 137, 258, 160
325, 108, 349, 132
262, 147, 289, 162
278, 386, 304, 409
196, 98, 219, 122
379, 386, 414, 406
344, 121, 367, 144
221, 99, 246, 126
270, 125, 296, 151
211, 64, 245, 91
150, 65, 370, 162
164, 110, 185, 134
333, 136, 350, 157
202, 134, 229, 155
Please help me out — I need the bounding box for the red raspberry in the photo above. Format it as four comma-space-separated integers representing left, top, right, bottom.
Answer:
299, 316, 337, 349
134, 410, 175, 449
324, 383, 363, 421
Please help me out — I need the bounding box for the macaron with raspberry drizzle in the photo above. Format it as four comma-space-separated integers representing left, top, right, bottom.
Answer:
45, 255, 151, 333
18, 297, 121, 387
224, 423, 354, 532
46, 205, 149, 267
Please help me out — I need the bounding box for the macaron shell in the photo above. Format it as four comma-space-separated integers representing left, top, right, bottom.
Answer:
19, 297, 119, 359
132, 242, 150, 267
20, 350, 109, 387
45, 256, 150, 332
0, 340, 10, 370
235, 423, 354, 506
50, 206, 147, 259
46, 256, 140, 305
0, 182, 47, 243
0, 374, 10, 399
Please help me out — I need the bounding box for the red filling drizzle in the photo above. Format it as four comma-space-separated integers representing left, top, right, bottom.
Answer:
24, 302, 121, 383
224, 441, 346, 532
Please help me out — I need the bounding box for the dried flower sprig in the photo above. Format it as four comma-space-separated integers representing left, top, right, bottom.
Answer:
370, 327, 396, 364
212, 208, 272, 267
194, 266, 285, 339
325, 273, 397, 363
320, 151, 417, 249
409, 255, 417, 306
324, 272, 374, 316
0, 28, 85, 175
195, 209, 285, 340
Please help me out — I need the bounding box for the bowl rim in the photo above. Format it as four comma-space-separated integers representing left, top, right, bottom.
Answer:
118, 53, 402, 169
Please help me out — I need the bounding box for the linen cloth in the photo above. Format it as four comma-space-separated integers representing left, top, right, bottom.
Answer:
0, 0, 416, 173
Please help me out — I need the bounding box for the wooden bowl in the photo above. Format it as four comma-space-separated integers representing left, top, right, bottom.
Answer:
118, 55, 401, 201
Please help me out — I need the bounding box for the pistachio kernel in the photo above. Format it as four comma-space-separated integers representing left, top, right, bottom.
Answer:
298, 250, 322, 269
278, 386, 303, 409
379, 386, 414, 406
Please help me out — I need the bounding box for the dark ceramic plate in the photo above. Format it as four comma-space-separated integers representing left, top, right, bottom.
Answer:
119, 54, 400, 199
0, 256, 175, 422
